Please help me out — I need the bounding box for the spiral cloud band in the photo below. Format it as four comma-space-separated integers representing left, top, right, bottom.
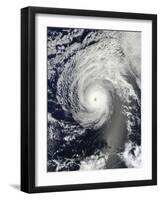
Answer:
47, 28, 141, 172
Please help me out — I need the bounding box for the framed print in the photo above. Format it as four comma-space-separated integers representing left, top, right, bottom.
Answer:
21, 6, 157, 193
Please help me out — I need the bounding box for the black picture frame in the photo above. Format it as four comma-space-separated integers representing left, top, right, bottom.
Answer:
21, 6, 157, 193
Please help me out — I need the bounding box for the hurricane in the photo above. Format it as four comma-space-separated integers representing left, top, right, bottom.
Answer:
47, 27, 141, 172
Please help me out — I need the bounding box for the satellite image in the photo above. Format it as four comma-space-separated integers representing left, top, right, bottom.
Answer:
47, 27, 141, 172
